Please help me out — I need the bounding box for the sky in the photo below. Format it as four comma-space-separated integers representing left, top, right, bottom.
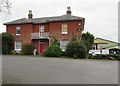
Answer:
0, 0, 119, 42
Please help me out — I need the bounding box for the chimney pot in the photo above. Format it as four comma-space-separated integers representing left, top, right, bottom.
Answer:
28, 10, 33, 19
66, 7, 71, 15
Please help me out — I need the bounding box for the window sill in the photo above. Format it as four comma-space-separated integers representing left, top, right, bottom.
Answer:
15, 49, 21, 51
62, 32, 68, 34
16, 34, 21, 35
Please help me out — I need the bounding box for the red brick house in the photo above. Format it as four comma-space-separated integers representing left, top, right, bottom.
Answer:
4, 7, 85, 54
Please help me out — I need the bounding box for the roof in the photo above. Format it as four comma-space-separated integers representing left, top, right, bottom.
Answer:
4, 14, 85, 25
94, 40, 108, 44
95, 38, 118, 44
94, 38, 119, 49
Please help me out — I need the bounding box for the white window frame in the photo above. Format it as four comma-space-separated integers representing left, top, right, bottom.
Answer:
62, 24, 68, 34
16, 26, 21, 35
15, 41, 22, 50
60, 40, 69, 51
39, 25, 44, 37
39, 25, 44, 33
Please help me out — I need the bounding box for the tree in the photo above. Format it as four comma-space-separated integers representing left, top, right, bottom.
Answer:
0, 0, 11, 14
2, 33, 14, 54
51, 36, 60, 45
81, 32, 94, 53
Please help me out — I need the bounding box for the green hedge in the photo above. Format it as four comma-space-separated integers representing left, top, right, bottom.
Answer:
22, 43, 35, 55
90, 54, 120, 60
43, 44, 62, 57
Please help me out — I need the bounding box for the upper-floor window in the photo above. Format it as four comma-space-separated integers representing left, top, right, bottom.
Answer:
40, 25, 44, 33
16, 27, 20, 35
15, 41, 22, 50
62, 24, 68, 34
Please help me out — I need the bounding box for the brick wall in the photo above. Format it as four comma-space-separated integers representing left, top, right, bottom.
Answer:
33, 24, 49, 33
7, 24, 33, 46
6, 20, 83, 51
49, 20, 83, 43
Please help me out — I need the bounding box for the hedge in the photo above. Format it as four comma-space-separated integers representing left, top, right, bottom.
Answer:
43, 44, 62, 57
22, 43, 35, 55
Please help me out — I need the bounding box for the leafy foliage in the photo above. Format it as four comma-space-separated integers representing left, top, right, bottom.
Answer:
71, 31, 77, 42
51, 36, 60, 45
2, 33, 14, 54
89, 54, 120, 60
10, 50, 16, 55
22, 43, 35, 55
65, 41, 87, 58
71, 31, 81, 42
82, 32, 94, 52
43, 44, 62, 57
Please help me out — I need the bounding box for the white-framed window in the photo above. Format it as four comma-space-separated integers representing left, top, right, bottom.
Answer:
16, 27, 21, 35
60, 40, 69, 51
40, 25, 44, 33
15, 41, 22, 50
62, 24, 68, 34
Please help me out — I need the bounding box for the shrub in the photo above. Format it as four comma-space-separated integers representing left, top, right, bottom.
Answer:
51, 36, 60, 46
43, 44, 62, 57
108, 54, 120, 60
2, 33, 14, 54
61, 51, 66, 56
90, 55, 100, 59
22, 43, 35, 55
90, 54, 120, 60
10, 50, 16, 55
65, 41, 87, 58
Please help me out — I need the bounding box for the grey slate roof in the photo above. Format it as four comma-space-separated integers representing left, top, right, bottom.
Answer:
4, 14, 85, 25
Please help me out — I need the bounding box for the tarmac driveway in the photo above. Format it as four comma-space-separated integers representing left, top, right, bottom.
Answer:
2, 55, 118, 84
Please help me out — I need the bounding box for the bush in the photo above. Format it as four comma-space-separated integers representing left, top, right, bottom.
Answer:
65, 41, 87, 58
43, 44, 62, 57
22, 43, 35, 55
2, 33, 14, 54
89, 54, 120, 60
90, 55, 100, 59
108, 54, 120, 60
61, 51, 66, 56
10, 50, 16, 55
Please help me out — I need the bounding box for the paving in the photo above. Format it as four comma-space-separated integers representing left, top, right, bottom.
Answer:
2, 55, 118, 84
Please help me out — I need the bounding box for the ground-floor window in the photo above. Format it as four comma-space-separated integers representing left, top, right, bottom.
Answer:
15, 41, 22, 50
60, 40, 69, 51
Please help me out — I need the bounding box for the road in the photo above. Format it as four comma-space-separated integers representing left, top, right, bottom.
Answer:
2, 55, 118, 84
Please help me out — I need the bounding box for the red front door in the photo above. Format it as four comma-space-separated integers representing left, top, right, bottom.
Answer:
39, 42, 44, 54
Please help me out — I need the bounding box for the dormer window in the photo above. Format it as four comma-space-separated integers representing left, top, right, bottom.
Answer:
62, 24, 68, 34
16, 26, 20, 35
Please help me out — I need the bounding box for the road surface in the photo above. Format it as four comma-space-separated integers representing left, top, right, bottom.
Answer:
2, 55, 118, 84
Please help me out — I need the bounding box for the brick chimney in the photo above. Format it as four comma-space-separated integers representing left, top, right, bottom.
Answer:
66, 7, 71, 15
28, 10, 33, 19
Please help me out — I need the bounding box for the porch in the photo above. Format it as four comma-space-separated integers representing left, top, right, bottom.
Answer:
32, 39, 49, 54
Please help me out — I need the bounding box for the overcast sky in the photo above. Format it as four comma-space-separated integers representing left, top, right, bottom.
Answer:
0, 0, 119, 42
